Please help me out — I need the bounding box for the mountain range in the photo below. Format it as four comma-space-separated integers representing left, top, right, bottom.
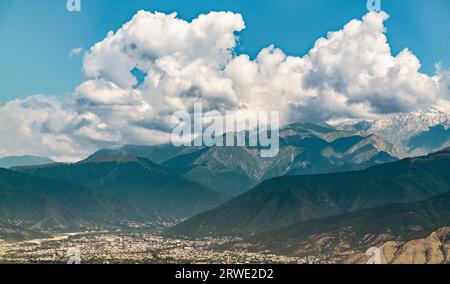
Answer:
0, 168, 150, 231
235, 191, 450, 261
14, 152, 229, 218
86, 109, 450, 197
99, 123, 397, 195
167, 147, 450, 238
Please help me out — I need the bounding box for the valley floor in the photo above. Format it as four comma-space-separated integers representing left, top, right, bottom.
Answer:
2, 228, 449, 264
0, 232, 306, 264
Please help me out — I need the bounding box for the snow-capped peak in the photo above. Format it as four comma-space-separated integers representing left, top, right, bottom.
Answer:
370, 108, 450, 134
331, 108, 450, 157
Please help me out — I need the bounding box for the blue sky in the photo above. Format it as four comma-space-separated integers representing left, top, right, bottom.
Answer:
0, 0, 449, 101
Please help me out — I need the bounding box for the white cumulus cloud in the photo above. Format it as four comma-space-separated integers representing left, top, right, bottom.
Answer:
0, 10, 449, 161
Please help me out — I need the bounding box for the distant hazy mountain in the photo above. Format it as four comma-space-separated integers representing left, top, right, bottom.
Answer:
0, 168, 149, 232
333, 109, 450, 158
239, 192, 450, 261
15, 153, 229, 218
0, 155, 54, 169
166, 147, 450, 238
92, 144, 194, 164
105, 123, 396, 196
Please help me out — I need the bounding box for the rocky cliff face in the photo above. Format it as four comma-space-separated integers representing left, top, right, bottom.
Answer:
346, 227, 450, 264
